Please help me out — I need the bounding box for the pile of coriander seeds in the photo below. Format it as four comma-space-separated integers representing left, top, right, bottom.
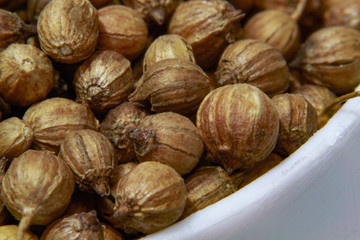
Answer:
0, 0, 360, 239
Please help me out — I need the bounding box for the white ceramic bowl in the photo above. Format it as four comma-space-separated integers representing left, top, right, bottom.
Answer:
143, 85, 360, 240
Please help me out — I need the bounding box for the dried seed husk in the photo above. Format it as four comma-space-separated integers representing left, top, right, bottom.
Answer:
96, 162, 138, 235
0, 44, 55, 107
90, 0, 111, 8
272, 93, 318, 156
1, 150, 75, 240
15, 9, 27, 23
129, 112, 204, 175
168, 0, 245, 68
243, 10, 301, 61
59, 129, 116, 197
204, 69, 218, 91
100, 102, 149, 164
114, 162, 138, 180
229, 0, 254, 12
0, 158, 9, 225
253, 0, 322, 32
26, 35, 40, 48
0, 117, 33, 161
300, 0, 322, 29
143, 34, 195, 72
110, 162, 138, 196
288, 69, 304, 92
26, 0, 51, 23
254, 0, 309, 14
129, 58, 210, 115
73, 50, 135, 115
215, 39, 290, 97
321, 91, 360, 129
101, 223, 125, 240
196, 83, 279, 173
22, 97, 99, 153
40, 211, 104, 240
113, 161, 187, 234
0, 9, 37, 50
64, 190, 97, 216
37, 0, 99, 63
0, 225, 38, 240
255, 0, 297, 12
239, 153, 283, 188
181, 166, 236, 219
229, 168, 245, 190
291, 26, 360, 94
293, 84, 337, 128
97, 194, 138, 235
322, 0, 360, 30
0, 157, 6, 185
97, 5, 148, 61
122, 0, 182, 26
